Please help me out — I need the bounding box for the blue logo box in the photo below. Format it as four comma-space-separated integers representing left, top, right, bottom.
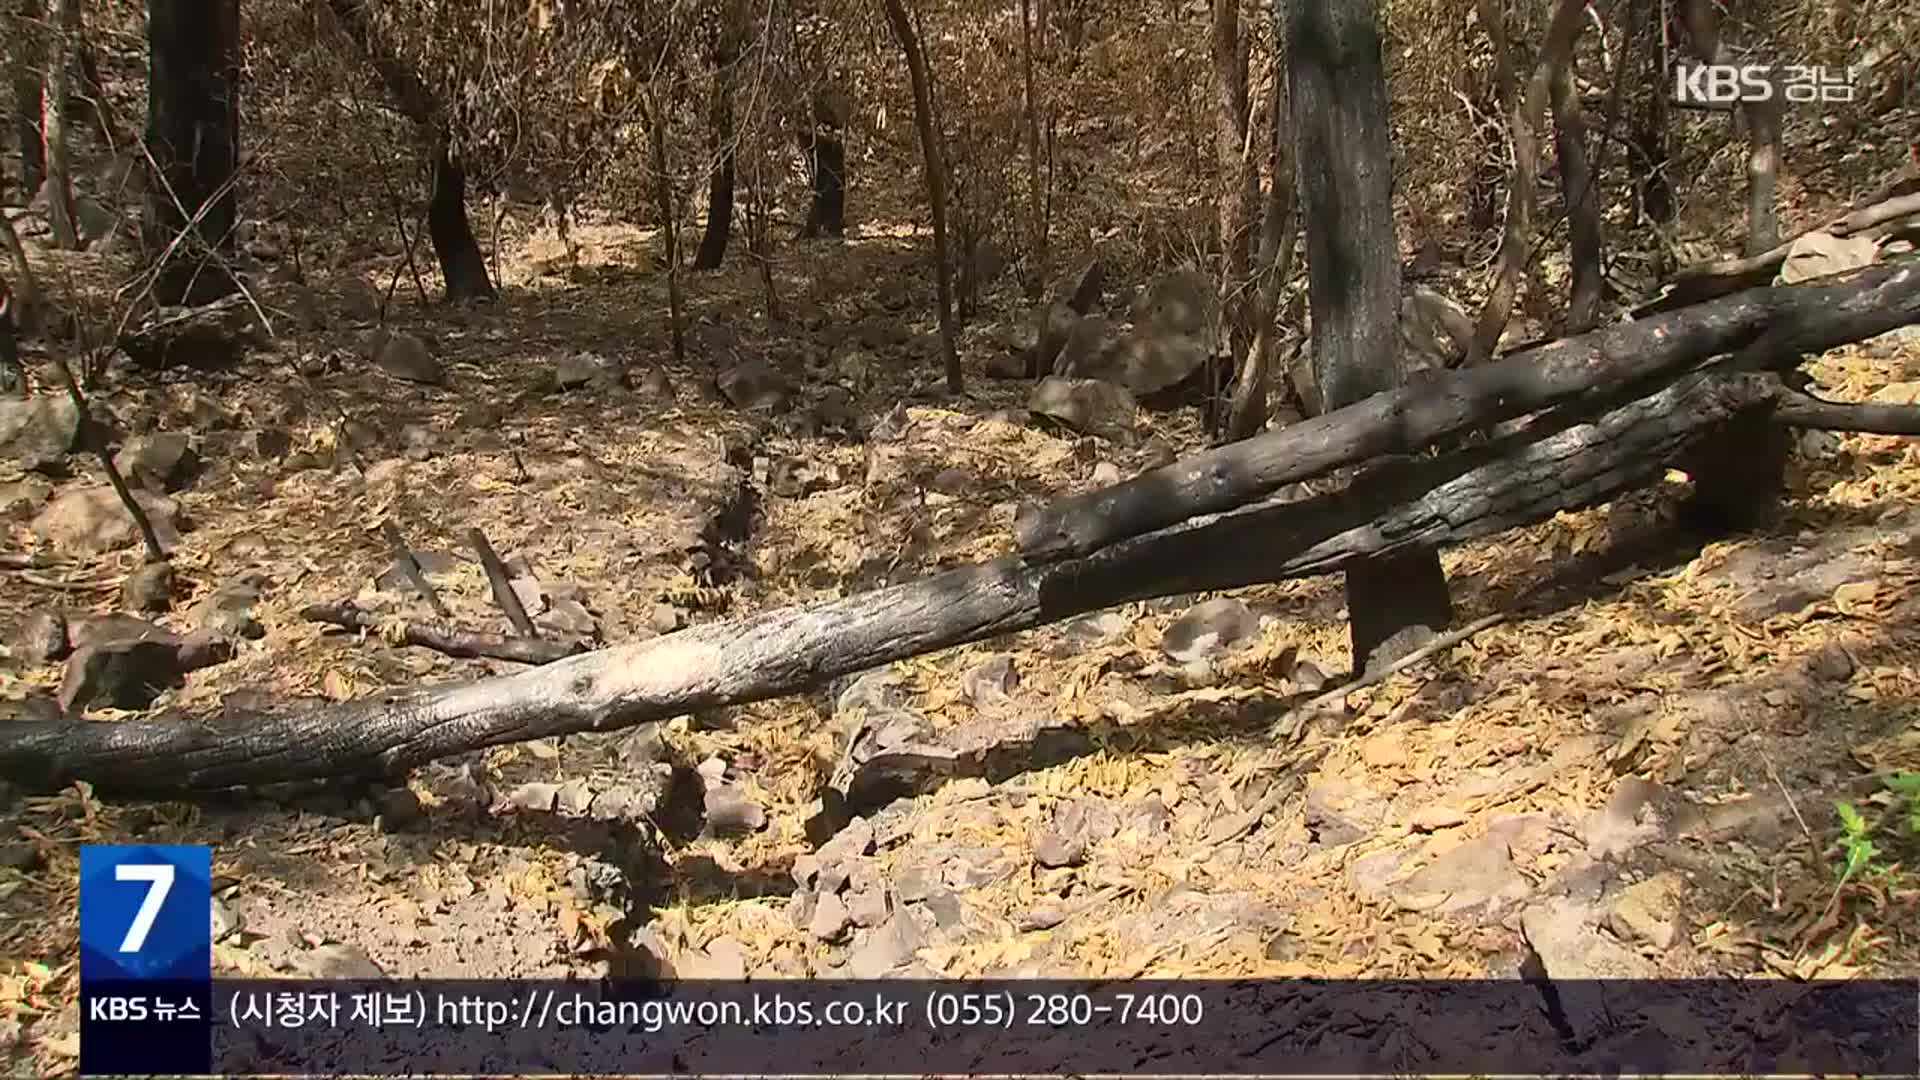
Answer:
79, 845, 211, 982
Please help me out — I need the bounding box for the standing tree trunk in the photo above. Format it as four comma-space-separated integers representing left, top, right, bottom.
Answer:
877, 0, 962, 394
322, 0, 496, 303
1463, 0, 1587, 366
10, 0, 44, 201
1677, 0, 1781, 254
1629, 0, 1673, 230
694, 19, 738, 271
646, 88, 686, 367
42, 0, 77, 249
1550, 59, 1602, 333
1018, 0, 1048, 301
1673, 0, 1788, 531
1288, 0, 1452, 672
1225, 0, 1297, 443
1211, 0, 1258, 376
800, 82, 846, 238
143, 0, 241, 307
428, 141, 496, 302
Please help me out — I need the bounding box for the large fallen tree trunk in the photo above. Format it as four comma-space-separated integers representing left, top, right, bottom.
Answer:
1014, 260, 1920, 561
0, 364, 1901, 796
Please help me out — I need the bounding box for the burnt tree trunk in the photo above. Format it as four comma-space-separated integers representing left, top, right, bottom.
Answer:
143, 0, 240, 307
1288, 0, 1452, 672
801, 84, 846, 238
646, 87, 686, 367
1629, 0, 1673, 229
1550, 60, 1603, 333
9, 0, 43, 200
878, 0, 962, 394
427, 144, 496, 302
1211, 0, 1258, 372
42, 0, 76, 249
1674, 0, 1787, 531
1018, 0, 1048, 301
693, 22, 738, 271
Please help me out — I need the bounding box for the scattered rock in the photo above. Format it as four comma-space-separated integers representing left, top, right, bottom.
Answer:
1090, 461, 1123, 487
703, 784, 767, 836
1399, 286, 1474, 369
960, 655, 1019, 704
1391, 831, 1534, 920
122, 561, 176, 614
1033, 828, 1086, 870
554, 351, 624, 391
1016, 906, 1068, 932
847, 910, 926, 977
636, 365, 675, 399
508, 782, 559, 812
538, 597, 599, 639
1291, 659, 1329, 692
114, 432, 199, 492
1362, 623, 1438, 678
1161, 598, 1258, 663
646, 603, 685, 635
190, 579, 265, 640
1810, 643, 1856, 682
1606, 873, 1684, 950
210, 897, 243, 942
1581, 777, 1669, 859
57, 631, 233, 714
817, 816, 876, 868
1409, 804, 1468, 832
247, 428, 293, 461
846, 883, 890, 928
1305, 781, 1386, 847
370, 329, 445, 385
9, 610, 71, 664
680, 937, 749, 980
0, 476, 52, 521
31, 485, 181, 556
717, 358, 793, 411
985, 350, 1037, 379
291, 942, 385, 979
0, 395, 83, 474
1028, 376, 1138, 442
1776, 229, 1881, 285
808, 890, 852, 942
555, 778, 594, 815
894, 863, 939, 904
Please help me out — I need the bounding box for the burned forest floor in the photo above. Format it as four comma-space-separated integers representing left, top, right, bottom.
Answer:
3, 195, 1920, 1073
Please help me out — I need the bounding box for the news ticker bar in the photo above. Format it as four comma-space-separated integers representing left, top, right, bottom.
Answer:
80, 978, 1920, 1076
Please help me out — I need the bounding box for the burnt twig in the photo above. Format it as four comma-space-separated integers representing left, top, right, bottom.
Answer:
379, 520, 450, 618
301, 601, 584, 664
467, 527, 536, 637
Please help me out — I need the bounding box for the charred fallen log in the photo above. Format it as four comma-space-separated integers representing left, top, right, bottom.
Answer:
1014, 260, 1920, 562
0, 368, 1868, 796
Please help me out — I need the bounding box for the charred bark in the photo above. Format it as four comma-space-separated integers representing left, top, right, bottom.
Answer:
1289, 0, 1452, 669
10, 0, 44, 200
42, 0, 76, 249
1224, 0, 1297, 442
143, 0, 241, 307
1550, 60, 1602, 333
1014, 260, 1920, 561
428, 143, 496, 302
693, 25, 738, 271
1, 365, 1888, 797
878, 0, 962, 394
800, 84, 847, 238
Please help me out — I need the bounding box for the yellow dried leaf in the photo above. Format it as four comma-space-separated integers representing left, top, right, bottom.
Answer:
323, 669, 353, 701
1833, 580, 1880, 615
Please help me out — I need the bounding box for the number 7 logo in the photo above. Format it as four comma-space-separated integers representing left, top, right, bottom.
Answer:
115, 864, 175, 953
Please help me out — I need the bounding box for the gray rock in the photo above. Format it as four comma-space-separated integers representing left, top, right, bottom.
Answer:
679, 937, 748, 980
114, 432, 199, 492
371, 330, 444, 385
1161, 598, 1258, 663
57, 631, 232, 713
846, 884, 890, 928
836, 670, 909, 716
1392, 831, 1534, 920
1291, 659, 1329, 692
1606, 873, 1684, 950
0, 476, 52, 521
960, 655, 1019, 704
717, 358, 793, 411
211, 897, 242, 942
556, 778, 594, 815
1028, 376, 1138, 442
847, 910, 925, 977
538, 597, 599, 638
1052, 315, 1119, 378
808, 890, 852, 942
555, 351, 624, 391
704, 783, 767, 836
32, 485, 181, 556
0, 395, 81, 473
818, 817, 876, 870
122, 561, 175, 614
1090, 461, 1123, 487
1033, 829, 1086, 869
1104, 326, 1212, 396
508, 783, 560, 812
10, 610, 71, 664
790, 853, 822, 891
893, 862, 939, 904
1399, 286, 1473, 369
1016, 906, 1068, 932
190, 580, 264, 640
636, 365, 675, 399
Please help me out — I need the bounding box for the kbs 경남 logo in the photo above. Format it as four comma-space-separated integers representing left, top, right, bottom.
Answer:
1674, 63, 1855, 106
